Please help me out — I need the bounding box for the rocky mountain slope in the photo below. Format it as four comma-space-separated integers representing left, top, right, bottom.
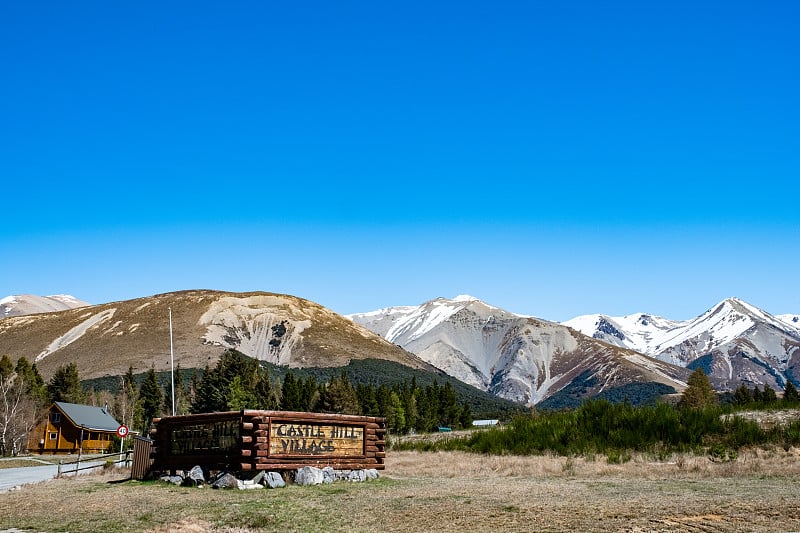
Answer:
0, 290, 433, 381
348, 296, 689, 405
564, 298, 800, 390
0, 294, 89, 318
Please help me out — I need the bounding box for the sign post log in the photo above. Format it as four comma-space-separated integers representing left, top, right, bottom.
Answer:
150, 410, 386, 475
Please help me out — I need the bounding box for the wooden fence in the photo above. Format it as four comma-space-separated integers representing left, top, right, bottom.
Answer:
150, 410, 386, 474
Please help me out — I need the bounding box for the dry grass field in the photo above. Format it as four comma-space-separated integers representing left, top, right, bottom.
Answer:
2, 449, 800, 532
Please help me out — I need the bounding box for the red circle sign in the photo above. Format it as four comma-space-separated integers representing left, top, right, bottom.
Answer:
116, 425, 129, 438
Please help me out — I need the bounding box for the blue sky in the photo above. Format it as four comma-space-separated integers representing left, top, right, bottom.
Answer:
2, 1, 798, 321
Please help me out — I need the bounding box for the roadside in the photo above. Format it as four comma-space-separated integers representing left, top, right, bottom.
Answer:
0, 455, 114, 493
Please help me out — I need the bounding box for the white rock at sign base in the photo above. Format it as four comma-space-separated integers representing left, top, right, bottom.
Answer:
265, 471, 285, 488
295, 466, 325, 486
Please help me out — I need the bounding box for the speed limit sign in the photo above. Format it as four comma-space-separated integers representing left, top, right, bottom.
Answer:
116, 425, 129, 438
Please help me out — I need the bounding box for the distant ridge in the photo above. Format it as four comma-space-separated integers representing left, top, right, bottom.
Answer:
563, 297, 800, 390
0, 294, 89, 318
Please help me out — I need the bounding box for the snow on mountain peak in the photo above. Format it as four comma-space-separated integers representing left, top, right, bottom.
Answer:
0, 294, 90, 318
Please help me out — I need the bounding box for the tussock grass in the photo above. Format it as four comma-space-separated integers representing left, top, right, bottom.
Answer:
3, 450, 800, 532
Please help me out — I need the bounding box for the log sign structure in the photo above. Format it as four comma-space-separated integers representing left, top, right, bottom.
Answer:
150, 410, 386, 474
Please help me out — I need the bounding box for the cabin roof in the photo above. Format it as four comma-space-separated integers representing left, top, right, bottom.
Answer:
54, 401, 121, 432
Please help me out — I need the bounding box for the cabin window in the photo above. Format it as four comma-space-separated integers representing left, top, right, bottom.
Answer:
50, 413, 61, 424
49, 432, 58, 440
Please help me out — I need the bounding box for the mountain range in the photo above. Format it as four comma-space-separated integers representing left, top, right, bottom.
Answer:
350, 296, 800, 400
2, 291, 797, 407
348, 295, 689, 406
562, 297, 800, 391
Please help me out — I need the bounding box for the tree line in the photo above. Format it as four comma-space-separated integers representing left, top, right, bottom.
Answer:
730, 380, 800, 408
397, 369, 800, 460
188, 349, 473, 434
1, 349, 474, 455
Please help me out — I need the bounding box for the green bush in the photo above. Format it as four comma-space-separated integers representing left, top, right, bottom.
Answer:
397, 400, 797, 459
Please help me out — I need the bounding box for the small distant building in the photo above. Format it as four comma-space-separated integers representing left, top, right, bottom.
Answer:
27, 402, 122, 454
472, 419, 500, 428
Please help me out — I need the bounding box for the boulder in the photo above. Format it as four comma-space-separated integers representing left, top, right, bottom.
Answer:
264, 471, 285, 489
212, 472, 241, 490
348, 470, 366, 482
183, 465, 206, 487
160, 475, 184, 485
295, 466, 324, 486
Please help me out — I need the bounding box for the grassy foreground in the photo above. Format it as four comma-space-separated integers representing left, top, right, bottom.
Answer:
2, 449, 800, 532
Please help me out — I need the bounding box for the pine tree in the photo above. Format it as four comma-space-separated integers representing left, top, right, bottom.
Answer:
732, 383, 752, 406
752, 385, 764, 404
48, 363, 84, 404
783, 380, 800, 405
400, 382, 418, 430
385, 391, 406, 433
281, 372, 301, 411
138, 367, 163, 433
191, 365, 224, 413
14, 357, 47, 406
458, 402, 473, 430
318, 372, 359, 415
438, 382, 459, 427
301, 376, 320, 412
190, 350, 260, 413
376, 384, 391, 418
678, 368, 717, 409
254, 366, 279, 410
761, 384, 778, 404
356, 384, 379, 416
0, 355, 13, 382
415, 384, 441, 432
227, 375, 256, 410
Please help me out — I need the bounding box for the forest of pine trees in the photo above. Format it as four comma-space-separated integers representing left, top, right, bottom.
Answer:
6, 349, 800, 457
186, 350, 473, 435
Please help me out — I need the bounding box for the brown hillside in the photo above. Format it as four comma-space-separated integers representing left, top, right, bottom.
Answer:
0, 290, 431, 380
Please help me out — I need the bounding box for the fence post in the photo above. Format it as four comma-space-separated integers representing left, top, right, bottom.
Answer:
57, 460, 62, 478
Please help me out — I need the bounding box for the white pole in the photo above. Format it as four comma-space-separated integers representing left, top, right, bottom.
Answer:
169, 307, 175, 416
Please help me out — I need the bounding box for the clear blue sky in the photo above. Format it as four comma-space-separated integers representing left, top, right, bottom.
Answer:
2, 1, 798, 321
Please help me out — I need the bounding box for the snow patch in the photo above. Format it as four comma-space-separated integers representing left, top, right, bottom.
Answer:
35, 309, 116, 362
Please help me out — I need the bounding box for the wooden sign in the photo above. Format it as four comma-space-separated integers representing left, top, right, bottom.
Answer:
150, 410, 386, 474
169, 419, 240, 456
269, 421, 365, 457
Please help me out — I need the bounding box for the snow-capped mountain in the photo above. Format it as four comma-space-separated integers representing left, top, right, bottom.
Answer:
562, 312, 684, 355
0, 294, 89, 318
778, 314, 800, 330
564, 298, 800, 390
349, 296, 688, 406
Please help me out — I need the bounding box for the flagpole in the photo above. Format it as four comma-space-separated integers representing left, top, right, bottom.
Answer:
169, 307, 175, 416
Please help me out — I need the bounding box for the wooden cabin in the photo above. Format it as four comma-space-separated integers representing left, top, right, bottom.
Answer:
27, 402, 121, 454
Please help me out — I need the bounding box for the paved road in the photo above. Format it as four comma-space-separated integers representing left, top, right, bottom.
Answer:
0, 460, 105, 492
